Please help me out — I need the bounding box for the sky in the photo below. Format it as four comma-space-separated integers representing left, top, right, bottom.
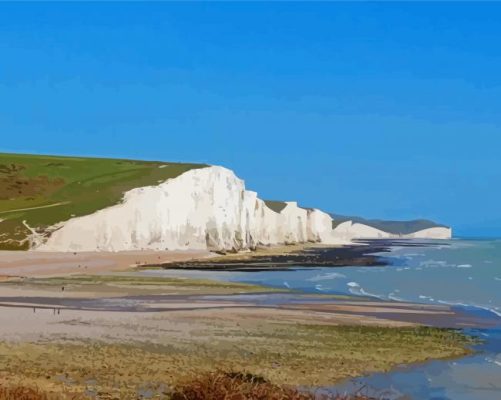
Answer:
1, 2, 500, 237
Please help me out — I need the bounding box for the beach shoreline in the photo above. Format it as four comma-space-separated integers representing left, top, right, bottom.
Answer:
0, 241, 492, 399
0, 248, 213, 278
0, 281, 477, 398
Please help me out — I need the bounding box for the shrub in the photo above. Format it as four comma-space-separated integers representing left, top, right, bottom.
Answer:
170, 371, 371, 400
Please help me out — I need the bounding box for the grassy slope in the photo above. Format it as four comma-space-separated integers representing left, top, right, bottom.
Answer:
0, 153, 206, 250
264, 200, 287, 213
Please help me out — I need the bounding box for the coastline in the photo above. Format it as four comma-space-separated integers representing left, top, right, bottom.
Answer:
0, 243, 328, 278
0, 241, 493, 398
0, 283, 475, 399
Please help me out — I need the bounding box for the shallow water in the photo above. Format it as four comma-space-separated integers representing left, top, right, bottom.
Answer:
140, 239, 501, 399
142, 239, 501, 317
328, 328, 501, 400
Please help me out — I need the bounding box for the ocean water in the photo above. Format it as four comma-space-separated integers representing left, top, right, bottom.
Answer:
239, 238, 501, 318
140, 238, 501, 399
328, 327, 501, 400
145, 239, 501, 319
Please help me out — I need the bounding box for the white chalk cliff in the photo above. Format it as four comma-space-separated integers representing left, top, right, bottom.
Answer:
331, 221, 452, 241
36, 166, 337, 252
399, 227, 452, 240
35, 166, 451, 252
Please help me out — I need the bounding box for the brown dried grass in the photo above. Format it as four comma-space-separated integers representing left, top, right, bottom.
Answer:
0, 384, 83, 400
0, 385, 50, 400
0, 372, 373, 400
170, 371, 371, 400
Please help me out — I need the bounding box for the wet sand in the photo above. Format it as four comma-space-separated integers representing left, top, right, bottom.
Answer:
0, 277, 495, 333
0, 241, 489, 332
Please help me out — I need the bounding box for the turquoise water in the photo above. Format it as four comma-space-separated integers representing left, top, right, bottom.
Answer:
145, 239, 501, 317
140, 239, 501, 399
328, 328, 501, 400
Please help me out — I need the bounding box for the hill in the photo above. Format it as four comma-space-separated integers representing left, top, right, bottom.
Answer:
330, 213, 449, 235
0, 153, 205, 250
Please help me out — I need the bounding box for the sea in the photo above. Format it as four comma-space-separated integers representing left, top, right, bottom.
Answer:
140, 238, 501, 400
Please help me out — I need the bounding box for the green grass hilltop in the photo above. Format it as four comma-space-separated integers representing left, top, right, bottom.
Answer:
0, 153, 205, 250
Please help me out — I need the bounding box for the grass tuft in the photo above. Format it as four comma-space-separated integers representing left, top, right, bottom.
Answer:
0, 384, 82, 400
0, 386, 48, 400
171, 371, 371, 400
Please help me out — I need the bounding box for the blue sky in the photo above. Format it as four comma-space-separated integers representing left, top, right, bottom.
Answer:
1, 2, 500, 236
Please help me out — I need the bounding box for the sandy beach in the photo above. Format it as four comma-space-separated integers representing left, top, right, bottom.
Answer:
0, 245, 489, 398
0, 249, 212, 278
0, 275, 476, 398
0, 244, 336, 278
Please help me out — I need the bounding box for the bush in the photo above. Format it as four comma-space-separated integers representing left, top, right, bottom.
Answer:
0, 386, 50, 400
171, 371, 371, 400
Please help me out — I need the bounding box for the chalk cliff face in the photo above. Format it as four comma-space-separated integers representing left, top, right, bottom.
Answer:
306, 208, 337, 243
331, 221, 390, 241
401, 227, 452, 239
35, 166, 451, 252
36, 167, 335, 252
331, 221, 452, 240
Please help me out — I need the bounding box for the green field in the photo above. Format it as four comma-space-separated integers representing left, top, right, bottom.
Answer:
0, 153, 206, 250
